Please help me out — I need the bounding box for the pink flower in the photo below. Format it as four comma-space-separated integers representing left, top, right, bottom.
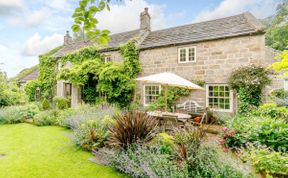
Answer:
219, 139, 225, 144
229, 130, 235, 135
222, 127, 228, 132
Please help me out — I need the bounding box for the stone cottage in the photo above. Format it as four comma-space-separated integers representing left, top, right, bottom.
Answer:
18, 67, 39, 92
53, 8, 284, 112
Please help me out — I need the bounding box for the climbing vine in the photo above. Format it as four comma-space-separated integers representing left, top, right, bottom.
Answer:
24, 46, 62, 101
228, 65, 271, 114
57, 41, 140, 107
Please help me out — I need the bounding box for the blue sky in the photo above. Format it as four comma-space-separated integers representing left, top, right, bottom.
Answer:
0, 0, 280, 77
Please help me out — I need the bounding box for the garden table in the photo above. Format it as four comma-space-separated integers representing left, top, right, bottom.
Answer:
147, 111, 191, 122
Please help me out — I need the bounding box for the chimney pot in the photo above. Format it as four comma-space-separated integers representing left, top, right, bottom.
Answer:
140, 7, 151, 32
64, 30, 72, 46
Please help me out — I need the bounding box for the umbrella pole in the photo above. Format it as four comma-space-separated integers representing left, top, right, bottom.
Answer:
165, 85, 168, 112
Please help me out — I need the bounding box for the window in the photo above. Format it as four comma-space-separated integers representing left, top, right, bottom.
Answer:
57, 62, 62, 71
206, 84, 232, 112
64, 83, 72, 97
103, 56, 112, 63
178, 47, 196, 63
285, 79, 288, 91
144, 85, 161, 106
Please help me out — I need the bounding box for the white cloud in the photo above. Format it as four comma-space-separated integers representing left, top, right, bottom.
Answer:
22, 33, 63, 56
0, 44, 38, 77
193, 0, 279, 22
0, 0, 24, 15
96, 0, 168, 33
8, 8, 50, 27
44, 0, 72, 11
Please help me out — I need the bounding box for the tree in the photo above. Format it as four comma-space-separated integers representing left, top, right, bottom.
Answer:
72, 0, 112, 44
0, 70, 24, 106
266, 0, 288, 51
272, 51, 288, 76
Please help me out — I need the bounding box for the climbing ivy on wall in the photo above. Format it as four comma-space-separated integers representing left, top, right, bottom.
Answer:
228, 65, 271, 114
57, 41, 140, 107
24, 46, 62, 101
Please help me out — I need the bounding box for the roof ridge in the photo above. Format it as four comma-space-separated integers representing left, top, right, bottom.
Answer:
110, 29, 140, 36
149, 13, 246, 33
243, 12, 265, 32
62, 29, 140, 46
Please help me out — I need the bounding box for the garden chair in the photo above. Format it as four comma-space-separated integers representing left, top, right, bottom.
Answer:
161, 114, 178, 132
176, 100, 205, 115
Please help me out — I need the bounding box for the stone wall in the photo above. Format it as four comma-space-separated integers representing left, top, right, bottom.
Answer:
138, 34, 274, 112
56, 34, 282, 112
102, 51, 123, 62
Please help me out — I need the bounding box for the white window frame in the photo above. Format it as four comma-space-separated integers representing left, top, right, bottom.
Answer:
143, 84, 161, 106
57, 62, 62, 71
104, 55, 112, 63
178, 47, 196, 63
284, 79, 288, 91
206, 84, 233, 112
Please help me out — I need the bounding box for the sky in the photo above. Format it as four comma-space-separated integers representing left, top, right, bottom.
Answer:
0, 0, 281, 77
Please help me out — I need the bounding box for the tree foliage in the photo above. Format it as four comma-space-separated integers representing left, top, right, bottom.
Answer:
272, 51, 288, 76
266, 0, 288, 51
0, 71, 25, 106
72, 0, 111, 44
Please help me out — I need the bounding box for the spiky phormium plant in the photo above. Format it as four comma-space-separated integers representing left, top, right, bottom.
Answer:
109, 111, 157, 149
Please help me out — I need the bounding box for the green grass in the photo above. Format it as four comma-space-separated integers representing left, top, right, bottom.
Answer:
0, 123, 125, 178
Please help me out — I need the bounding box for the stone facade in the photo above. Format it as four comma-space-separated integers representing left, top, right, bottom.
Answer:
101, 34, 282, 112
54, 9, 283, 112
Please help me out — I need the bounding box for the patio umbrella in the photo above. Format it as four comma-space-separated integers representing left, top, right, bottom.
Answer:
135, 72, 204, 111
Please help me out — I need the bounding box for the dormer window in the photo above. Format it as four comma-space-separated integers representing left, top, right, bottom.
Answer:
178, 47, 196, 63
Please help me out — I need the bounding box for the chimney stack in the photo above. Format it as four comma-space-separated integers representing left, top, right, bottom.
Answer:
64, 31, 72, 46
140, 7, 151, 33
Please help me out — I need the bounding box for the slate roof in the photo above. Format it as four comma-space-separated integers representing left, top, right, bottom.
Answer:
140, 12, 264, 49
54, 29, 140, 57
54, 12, 264, 57
18, 68, 39, 83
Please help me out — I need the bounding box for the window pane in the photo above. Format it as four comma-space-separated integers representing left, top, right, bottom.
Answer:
207, 85, 231, 111
180, 49, 186, 62
144, 85, 161, 105
188, 48, 195, 61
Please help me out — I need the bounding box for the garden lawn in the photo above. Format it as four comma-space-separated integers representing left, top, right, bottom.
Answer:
0, 123, 125, 178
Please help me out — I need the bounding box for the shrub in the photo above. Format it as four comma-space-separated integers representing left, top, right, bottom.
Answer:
33, 110, 59, 126
41, 98, 51, 110
174, 128, 204, 160
0, 71, 25, 106
187, 145, 247, 178
256, 119, 288, 152
0, 104, 39, 124
109, 144, 189, 178
107, 143, 246, 178
151, 132, 175, 154
52, 96, 69, 110
62, 104, 118, 129
243, 147, 288, 176
256, 104, 288, 122
228, 65, 271, 114
224, 112, 288, 152
270, 88, 288, 99
73, 116, 115, 151
109, 111, 157, 149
